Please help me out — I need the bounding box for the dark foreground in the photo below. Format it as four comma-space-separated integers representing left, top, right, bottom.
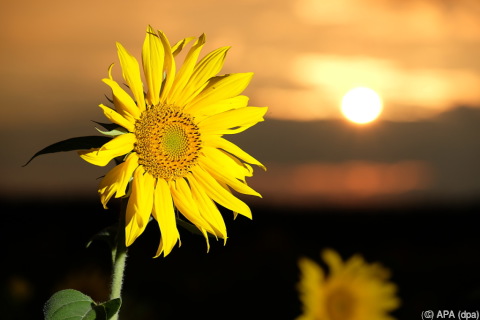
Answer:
2, 196, 480, 320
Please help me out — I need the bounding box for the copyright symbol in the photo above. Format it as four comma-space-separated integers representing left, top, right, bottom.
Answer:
422, 310, 434, 319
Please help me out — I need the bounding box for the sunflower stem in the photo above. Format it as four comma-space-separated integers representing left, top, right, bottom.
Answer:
110, 198, 128, 320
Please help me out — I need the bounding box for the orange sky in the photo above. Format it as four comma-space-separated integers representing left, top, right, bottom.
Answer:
1, 0, 480, 125
1, 0, 480, 204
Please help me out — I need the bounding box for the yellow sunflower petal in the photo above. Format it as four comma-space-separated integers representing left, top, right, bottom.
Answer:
103, 64, 140, 122
142, 26, 164, 106
322, 249, 345, 276
188, 174, 228, 241
201, 146, 252, 181
98, 152, 139, 209
169, 178, 216, 240
200, 106, 268, 135
78, 133, 135, 167
187, 95, 248, 119
157, 31, 176, 103
97, 172, 118, 210
186, 72, 253, 111
191, 166, 252, 219
98, 104, 135, 132
171, 36, 195, 57
297, 257, 325, 318
176, 45, 230, 108
198, 153, 261, 198
209, 123, 259, 135
168, 34, 206, 105
188, 46, 230, 95
115, 152, 139, 198
204, 136, 266, 170
116, 42, 146, 112
152, 178, 180, 257
125, 167, 154, 246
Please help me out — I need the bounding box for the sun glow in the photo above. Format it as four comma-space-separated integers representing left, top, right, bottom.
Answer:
341, 87, 383, 124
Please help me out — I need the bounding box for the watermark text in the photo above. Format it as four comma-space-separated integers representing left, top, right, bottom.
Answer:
421, 310, 479, 320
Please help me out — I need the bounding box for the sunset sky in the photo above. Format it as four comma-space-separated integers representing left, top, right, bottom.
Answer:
1, 0, 480, 205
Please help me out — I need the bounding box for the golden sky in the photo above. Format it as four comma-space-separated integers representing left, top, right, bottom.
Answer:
2, 0, 480, 204
1, 0, 480, 125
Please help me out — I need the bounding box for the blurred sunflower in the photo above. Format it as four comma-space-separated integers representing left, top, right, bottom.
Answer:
297, 249, 400, 320
79, 26, 267, 257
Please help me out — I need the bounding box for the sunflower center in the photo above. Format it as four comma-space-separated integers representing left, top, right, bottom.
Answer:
325, 286, 356, 320
134, 104, 201, 179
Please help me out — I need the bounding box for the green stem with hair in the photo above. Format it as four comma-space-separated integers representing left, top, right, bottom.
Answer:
110, 199, 128, 320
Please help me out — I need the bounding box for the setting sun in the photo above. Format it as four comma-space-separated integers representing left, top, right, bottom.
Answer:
341, 87, 383, 124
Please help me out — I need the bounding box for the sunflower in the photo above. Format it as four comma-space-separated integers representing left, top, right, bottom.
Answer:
78, 26, 267, 257
297, 249, 400, 320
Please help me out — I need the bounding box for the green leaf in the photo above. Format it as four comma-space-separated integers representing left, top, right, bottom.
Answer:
23, 136, 111, 167
44, 289, 121, 320
43, 289, 94, 320
92, 121, 119, 132
95, 298, 122, 319
86, 225, 118, 263
86, 225, 118, 250
95, 127, 128, 137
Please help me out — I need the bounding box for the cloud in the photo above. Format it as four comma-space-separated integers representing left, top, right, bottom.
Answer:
287, 54, 480, 120
294, 0, 480, 43
1, 0, 480, 125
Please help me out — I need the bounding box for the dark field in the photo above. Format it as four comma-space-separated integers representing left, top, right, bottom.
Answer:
2, 197, 480, 319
